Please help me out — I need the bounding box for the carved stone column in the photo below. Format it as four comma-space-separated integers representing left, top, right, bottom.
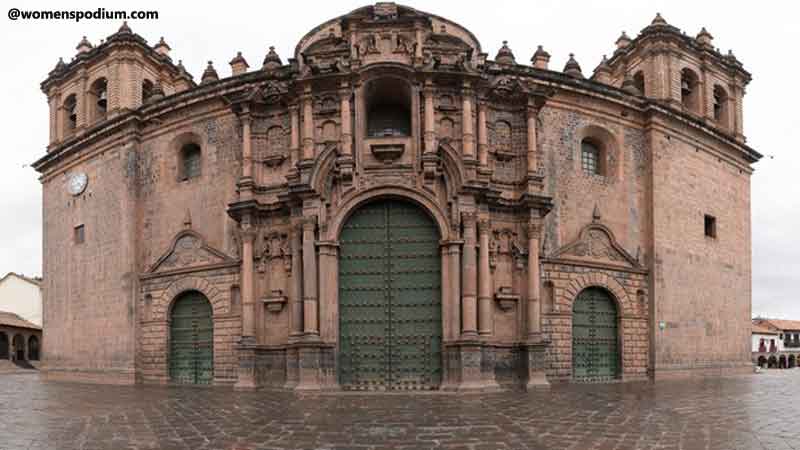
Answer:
477, 219, 493, 336
240, 223, 256, 343
461, 212, 478, 338
525, 220, 543, 340
289, 223, 303, 338
302, 216, 319, 337
461, 83, 475, 158
289, 103, 300, 165
301, 86, 314, 160
317, 241, 338, 341
423, 79, 436, 154
526, 104, 538, 174
477, 100, 488, 166
339, 85, 352, 157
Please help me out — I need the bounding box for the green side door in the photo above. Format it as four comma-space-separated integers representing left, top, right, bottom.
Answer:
572, 287, 619, 382
170, 292, 214, 385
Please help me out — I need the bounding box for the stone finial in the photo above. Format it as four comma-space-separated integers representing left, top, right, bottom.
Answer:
117, 21, 132, 34
696, 27, 714, 48
262, 46, 282, 70
229, 51, 250, 76
52, 57, 67, 74
201, 61, 219, 84
563, 53, 583, 78
154, 37, 171, 56
76, 36, 92, 54
593, 55, 612, 84
183, 209, 192, 229
531, 45, 551, 70
592, 204, 601, 222
615, 31, 632, 50
495, 40, 516, 65
621, 73, 642, 96
650, 13, 667, 26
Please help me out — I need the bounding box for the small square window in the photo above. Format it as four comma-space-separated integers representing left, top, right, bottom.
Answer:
704, 215, 716, 238
74, 225, 85, 244
581, 141, 602, 176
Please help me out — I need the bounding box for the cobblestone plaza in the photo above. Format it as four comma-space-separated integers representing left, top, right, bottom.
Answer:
1, 371, 798, 450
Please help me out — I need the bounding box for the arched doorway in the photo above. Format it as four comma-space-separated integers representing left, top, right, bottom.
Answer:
757, 356, 767, 368
572, 287, 620, 381
789, 354, 796, 369
0, 332, 7, 359
27, 336, 39, 361
338, 199, 442, 390
768, 356, 777, 368
169, 291, 214, 385
779, 355, 787, 369
12, 334, 24, 361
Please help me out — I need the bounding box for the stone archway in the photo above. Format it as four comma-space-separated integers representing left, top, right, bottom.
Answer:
27, 336, 39, 361
169, 291, 214, 385
337, 198, 442, 390
0, 332, 8, 359
757, 356, 767, 368
789, 354, 796, 369
12, 334, 25, 361
572, 287, 620, 381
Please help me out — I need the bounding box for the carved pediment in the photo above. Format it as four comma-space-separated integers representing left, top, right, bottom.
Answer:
552, 222, 641, 269
148, 230, 236, 274
488, 76, 528, 104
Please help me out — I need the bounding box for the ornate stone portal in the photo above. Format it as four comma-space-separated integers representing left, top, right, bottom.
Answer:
34, 3, 759, 388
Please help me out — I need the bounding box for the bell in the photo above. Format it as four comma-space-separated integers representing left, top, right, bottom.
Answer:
681, 79, 691, 93
97, 90, 107, 110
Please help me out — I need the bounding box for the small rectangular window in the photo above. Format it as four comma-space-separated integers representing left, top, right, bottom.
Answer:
74, 224, 85, 244
704, 214, 716, 238
581, 142, 601, 176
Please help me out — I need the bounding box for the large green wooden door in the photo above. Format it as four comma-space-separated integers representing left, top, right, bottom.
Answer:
339, 200, 442, 390
170, 291, 214, 385
572, 288, 619, 382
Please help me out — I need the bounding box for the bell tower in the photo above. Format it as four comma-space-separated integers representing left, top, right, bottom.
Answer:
596, 13, 750, 141
41, 22, 195, 149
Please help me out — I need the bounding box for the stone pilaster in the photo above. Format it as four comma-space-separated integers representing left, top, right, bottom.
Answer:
526, 103, 538, 174
525, 219, 543, 341
461, 212, 478, 338
289, 103, 300, 165
301, 86, 314, 160
477, 100, 488, 167
289, 223, 303, 338
301, 216, 319, 337
477, 219, 493, 336
461, 82, 475, 158
423, 78, 436, 154
235, 222, 258, 390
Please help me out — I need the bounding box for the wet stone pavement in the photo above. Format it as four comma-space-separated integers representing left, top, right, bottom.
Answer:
1, 371, 800, 450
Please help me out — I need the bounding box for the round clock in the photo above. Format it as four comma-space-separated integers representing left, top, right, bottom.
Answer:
67, 172, 88, 196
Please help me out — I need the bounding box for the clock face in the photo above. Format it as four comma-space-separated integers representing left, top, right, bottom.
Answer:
67, 173, 88, 196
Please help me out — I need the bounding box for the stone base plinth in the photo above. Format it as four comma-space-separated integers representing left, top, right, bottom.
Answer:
523, 341, 550, 390
442, 341, 500, 391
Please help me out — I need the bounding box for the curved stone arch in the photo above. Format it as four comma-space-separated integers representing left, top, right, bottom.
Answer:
358, 63, 417, 84
562, 271, 633, 317
322, 185, 452, 242
438, 141, 466, 198
160, 275, 226, 320
309, 143, 340, 196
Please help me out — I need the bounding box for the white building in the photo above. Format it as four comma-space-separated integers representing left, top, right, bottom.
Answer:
0, 273, 42, 327
752, 323, 781, 354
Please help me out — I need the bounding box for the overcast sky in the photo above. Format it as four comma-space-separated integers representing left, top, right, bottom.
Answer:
0, 1, 796, 318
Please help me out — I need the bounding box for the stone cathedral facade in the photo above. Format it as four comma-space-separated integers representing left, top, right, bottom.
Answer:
34, 4, 760, 389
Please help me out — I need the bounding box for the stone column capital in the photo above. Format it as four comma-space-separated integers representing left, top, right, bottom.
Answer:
461, 211, 478, 227
301, 216, 318, 231
477, 218, 491, 235
523, 220, 543, 239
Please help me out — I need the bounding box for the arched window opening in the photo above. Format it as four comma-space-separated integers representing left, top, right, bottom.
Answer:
680, 68, 700, 112
142, 79, 155, 104
365, 78, 411, 137
633, 71, 645, 96
27, 336, 39, 361
180, 143, 202, 181
89, 78, 108, 122
581, 139, 604, 176
63, 94, 77, 135
713, 85, 729, 125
